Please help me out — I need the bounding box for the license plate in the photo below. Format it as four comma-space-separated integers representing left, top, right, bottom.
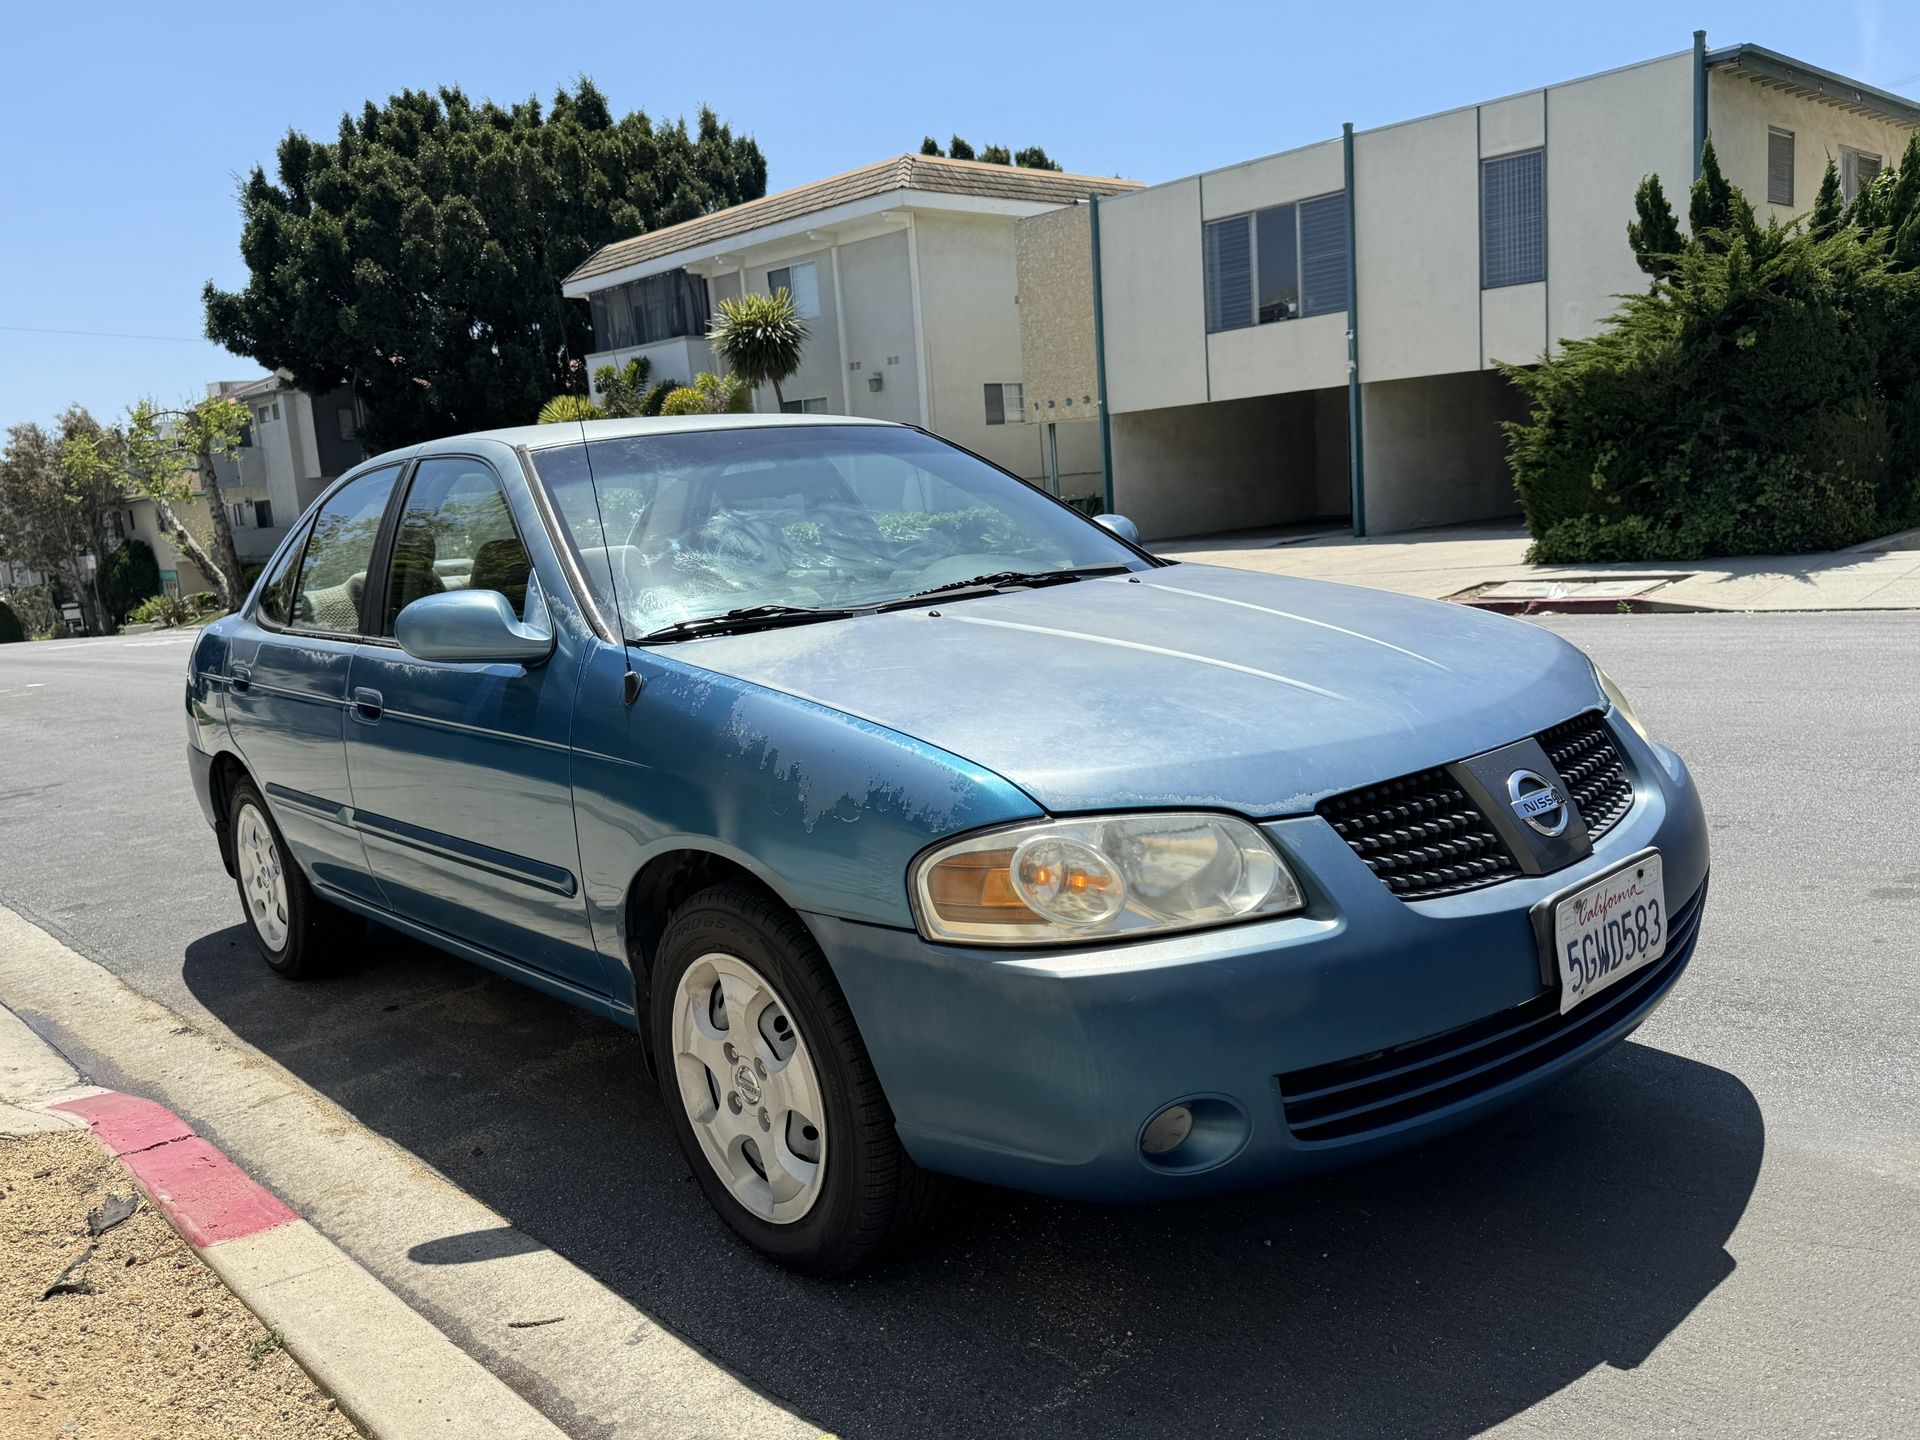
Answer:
1552, 853, 1666, 1015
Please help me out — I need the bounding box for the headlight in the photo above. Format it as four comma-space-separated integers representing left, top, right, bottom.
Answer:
911, 813, 1305, 945
1592, 662, 1652, 743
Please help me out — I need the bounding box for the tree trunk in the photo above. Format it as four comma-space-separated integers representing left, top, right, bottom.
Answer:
151, 496, 233, 608
770, 377, 784, 411
195, 449, 247, 603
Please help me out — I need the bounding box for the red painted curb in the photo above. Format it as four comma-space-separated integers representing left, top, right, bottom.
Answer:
52, 1091, 296, 1248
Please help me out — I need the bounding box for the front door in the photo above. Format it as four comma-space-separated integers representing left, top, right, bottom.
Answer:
342, 455, 607, 996
226, 463, 404, 911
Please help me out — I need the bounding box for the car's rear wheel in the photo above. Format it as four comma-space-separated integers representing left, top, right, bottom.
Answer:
651, 881, 941, 1275
228, 778, 361, 978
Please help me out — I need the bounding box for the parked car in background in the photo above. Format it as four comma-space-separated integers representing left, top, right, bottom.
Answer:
185, 415, 1709, 1273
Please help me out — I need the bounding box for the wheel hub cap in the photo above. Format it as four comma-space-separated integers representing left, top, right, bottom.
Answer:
235, 802, 290, 952
670, 952, 826, 1225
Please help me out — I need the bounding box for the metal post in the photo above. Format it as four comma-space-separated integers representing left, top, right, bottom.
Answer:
1342, 122, 1366, 538
1088, 191, 1116, 514
1693, 30, 1708, 179
1045, 421, 1061, 497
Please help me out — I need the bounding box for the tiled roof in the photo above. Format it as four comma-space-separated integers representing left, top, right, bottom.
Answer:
566, 154, 1140, 286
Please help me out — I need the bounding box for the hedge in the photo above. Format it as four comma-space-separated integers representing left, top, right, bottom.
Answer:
1506, 137, 1920, 562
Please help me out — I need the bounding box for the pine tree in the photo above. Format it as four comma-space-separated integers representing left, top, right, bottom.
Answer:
1809, 157, 1844, 239
1627, 173, 1685, 279
1687, 138, 1755, 250
947, 135, 976, 161
919, 136, 943, 156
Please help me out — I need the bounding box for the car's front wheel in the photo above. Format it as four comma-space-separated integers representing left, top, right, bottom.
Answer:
228, 778, 361, 977
651, 882, 941, 1274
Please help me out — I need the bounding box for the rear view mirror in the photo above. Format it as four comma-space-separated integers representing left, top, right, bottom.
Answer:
395, 590, 554, 665
1094, 513, 1141, 544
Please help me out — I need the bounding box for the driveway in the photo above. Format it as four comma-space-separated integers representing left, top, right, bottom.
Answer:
0, 613, 1915, 1438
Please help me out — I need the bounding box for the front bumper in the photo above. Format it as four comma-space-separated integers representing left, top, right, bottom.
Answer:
809, 721, 1710, 1202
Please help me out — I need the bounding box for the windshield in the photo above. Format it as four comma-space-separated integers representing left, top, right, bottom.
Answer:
529, 424, 1146, 636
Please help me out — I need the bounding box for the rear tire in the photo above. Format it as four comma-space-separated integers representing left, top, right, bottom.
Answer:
228, 778, 362, 978
651, 882, 942, 1275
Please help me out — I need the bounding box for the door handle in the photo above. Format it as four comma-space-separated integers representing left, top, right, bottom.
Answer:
230, 664, 251, 694
351, 687, 384, 724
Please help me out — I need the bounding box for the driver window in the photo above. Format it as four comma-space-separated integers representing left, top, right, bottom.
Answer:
383, 458, 533, 634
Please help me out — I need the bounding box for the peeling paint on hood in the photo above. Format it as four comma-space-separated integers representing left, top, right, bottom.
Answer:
662, 563, 1608, 817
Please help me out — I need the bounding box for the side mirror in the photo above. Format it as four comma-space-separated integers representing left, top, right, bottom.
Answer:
395, 590, 554, 665
1094, 513, 1141, 545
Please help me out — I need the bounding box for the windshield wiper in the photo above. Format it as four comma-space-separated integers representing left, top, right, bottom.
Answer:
634, 602, 857, 644
885, 564, 1132, 607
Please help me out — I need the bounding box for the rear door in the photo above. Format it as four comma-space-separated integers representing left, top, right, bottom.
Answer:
225, 463, 404, 910
342, 454, 607, 996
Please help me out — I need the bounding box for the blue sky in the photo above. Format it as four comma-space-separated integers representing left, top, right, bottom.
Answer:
2, 0, 1912, 434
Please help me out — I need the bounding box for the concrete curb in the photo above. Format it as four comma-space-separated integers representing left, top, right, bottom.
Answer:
1, 1003, 567, 1440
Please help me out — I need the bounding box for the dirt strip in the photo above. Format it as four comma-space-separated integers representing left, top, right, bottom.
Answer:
0, 1128, 360, 1440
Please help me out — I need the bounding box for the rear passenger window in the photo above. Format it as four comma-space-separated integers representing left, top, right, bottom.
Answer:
290, 465, 402, 634
253, 521, 311, 627
382, 458, 532, 634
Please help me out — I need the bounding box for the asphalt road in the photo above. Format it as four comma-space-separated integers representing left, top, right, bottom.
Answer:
2, 614, 1916, 1438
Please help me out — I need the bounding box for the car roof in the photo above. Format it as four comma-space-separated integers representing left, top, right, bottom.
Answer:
420, 412, 905, 458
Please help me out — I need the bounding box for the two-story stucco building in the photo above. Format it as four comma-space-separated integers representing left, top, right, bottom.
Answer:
1071, 35, 1919, 538
562, 155, 1140, 501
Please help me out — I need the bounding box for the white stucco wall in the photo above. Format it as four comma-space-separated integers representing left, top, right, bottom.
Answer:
830, 229, 922, 427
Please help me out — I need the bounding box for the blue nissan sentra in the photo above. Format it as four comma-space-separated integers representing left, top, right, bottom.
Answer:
185, 416, 1708, 1273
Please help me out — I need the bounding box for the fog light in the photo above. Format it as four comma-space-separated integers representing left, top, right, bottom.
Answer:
1140, 1104, 1194, 1157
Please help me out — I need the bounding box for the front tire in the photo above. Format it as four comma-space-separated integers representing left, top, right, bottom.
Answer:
651, 882, 941, 1275
228, 778, 361, 978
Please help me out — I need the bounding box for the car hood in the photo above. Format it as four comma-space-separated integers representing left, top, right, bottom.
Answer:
662, 563, 1607, 817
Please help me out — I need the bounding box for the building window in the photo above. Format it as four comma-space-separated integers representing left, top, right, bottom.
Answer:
983, 382, 1025, 425
1767, 128, 1795, 206
766, 261, 821, 319
588, 269, 712, 351
1203, 193, 1349, 334
270, 401, 280, 421
1841, 148, 1883, 202
778, 398, 830, 414
336, 407, 356, 442
254, 499, 274, 529
1481, 148, 1546, 288
230, 503, 247, 527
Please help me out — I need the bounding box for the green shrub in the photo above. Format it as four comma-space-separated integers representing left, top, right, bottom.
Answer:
659, 372, 750, 416
1509, 137, 1920, 562
537, 393, 604, 424
98, 539, 163, 626
0, 599, 24, 644
128, 592, 195, 628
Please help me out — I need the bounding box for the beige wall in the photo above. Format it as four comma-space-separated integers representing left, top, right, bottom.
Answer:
1546, 54, 1694, 348
1360, 370, 1527, 532
1112, 389, 1341, 539
1355, 107, 1482, 383
1097, 177, 1207, 415
127, 497, 215, 598
1015, 204, 1097, 416
1708, 69, 1916, 224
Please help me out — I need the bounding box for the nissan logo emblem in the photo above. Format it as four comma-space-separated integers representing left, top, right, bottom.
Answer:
1507, 769, 1570, 837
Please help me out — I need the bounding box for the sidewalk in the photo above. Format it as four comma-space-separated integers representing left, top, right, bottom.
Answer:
1, 997, 567, 1440
1155, 522, 1920, 612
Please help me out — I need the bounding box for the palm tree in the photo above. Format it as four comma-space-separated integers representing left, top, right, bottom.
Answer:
708, 290, 809, 410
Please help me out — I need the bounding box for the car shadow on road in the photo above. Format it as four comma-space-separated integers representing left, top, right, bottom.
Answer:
182, 921, 1763, 1440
